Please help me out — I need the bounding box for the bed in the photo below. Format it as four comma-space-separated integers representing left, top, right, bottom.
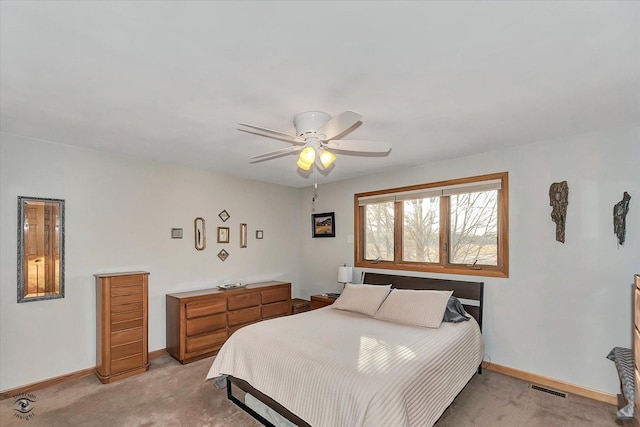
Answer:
206, 272, 484, 427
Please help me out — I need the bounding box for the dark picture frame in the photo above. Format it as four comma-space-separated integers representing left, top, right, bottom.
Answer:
218, 209, 230, 222
312, 212, 335, 238
217, 249, 229, 261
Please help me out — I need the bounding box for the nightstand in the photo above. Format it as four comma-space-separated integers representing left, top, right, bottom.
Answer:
310, 294, 337, 310
291, 298, 310, 314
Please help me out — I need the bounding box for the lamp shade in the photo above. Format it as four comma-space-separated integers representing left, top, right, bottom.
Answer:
297, 146, 316, 170
338, 265, 353, 284
319, 149, 336, 168
296, 157, 312, 170
299, 146, 316, 164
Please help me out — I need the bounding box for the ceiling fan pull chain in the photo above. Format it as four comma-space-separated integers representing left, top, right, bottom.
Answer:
312, 168, 318, 211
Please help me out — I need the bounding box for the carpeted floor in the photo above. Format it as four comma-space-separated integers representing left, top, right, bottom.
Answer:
0, 354, 618, 426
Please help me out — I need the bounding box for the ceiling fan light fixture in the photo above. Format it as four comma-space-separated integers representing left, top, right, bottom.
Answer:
296, 157, 313, 171
296, 146, 314, 170
240, 110, 391, 175
319, 149, 336, 168
299, 146, 316, 164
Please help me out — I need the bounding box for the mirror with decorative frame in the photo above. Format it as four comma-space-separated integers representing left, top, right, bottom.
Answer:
17, 196, 65, 302
194, 217, 206, 250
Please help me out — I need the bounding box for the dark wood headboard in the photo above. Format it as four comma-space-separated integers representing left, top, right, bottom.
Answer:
363, 272, 484, 330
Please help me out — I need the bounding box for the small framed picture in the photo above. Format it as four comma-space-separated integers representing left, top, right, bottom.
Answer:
240, 223, 247, 248
217, 249, 229, 261
218, 209, 230, 222
256, 230, 264, 239
312, 212, 335, 238
217, 226, 230, 243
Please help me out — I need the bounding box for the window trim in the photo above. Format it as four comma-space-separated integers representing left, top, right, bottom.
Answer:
354, 172, 509, 278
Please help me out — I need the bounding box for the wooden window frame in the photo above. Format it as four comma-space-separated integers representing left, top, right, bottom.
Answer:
355, 172, 509, 278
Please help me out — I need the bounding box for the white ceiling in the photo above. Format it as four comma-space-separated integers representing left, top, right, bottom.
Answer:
1, 1, 639, 187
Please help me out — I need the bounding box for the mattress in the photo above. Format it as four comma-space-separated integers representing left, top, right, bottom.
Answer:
206, 306, 484, 427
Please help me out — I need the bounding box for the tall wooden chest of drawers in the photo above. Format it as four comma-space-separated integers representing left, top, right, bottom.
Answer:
95, 271, 149, 384
166, 281, 291, 364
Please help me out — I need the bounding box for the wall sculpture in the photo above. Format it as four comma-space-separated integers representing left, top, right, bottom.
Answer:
549, 181, 569, 243
613, 191, 631, 246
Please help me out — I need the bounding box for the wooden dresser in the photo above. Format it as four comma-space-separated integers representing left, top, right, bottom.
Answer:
95, 271, 149, 384
166, 281, 291, 364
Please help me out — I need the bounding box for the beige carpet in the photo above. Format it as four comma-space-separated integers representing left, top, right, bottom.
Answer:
0, 354, 618, 426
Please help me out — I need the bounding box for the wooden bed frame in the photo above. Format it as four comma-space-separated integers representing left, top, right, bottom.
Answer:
226, 272, 485, 427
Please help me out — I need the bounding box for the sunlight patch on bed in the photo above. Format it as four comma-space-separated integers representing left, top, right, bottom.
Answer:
357, 336, 416, 374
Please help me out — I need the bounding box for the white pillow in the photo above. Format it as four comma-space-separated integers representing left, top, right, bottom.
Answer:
374, 289, 453, 328
332, 283, 392, 316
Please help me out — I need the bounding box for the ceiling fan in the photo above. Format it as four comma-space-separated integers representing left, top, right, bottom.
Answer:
238, 111, 392, 171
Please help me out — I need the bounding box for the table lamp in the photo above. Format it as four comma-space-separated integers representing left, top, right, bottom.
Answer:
338, 265, 353, 288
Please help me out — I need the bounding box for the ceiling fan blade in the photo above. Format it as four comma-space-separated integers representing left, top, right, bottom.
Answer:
238, 123, 305, 145
249, 145, 304, 163
318, 110, 363, 141
325, 140, 392, 153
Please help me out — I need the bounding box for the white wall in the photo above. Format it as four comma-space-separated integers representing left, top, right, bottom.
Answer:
297, 124, 640, 395
2, 125, 638, 396
0, 134, 301, 391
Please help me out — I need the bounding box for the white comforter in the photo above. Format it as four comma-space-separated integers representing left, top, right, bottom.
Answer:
206, 306, 483, 427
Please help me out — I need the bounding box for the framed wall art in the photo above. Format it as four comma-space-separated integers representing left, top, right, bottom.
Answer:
312, 212, 335, 238
194, 217, 206, 250
240, 223, 247, 248
217, 226, 230, 243
217, 249, 229, 261
218, 209, 230, 222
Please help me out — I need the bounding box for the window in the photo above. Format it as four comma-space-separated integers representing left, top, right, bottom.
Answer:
355, 172, 508, 277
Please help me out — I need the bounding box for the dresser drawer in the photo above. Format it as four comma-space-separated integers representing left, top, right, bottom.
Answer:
112, 292, 143, 305
186, 299, 226, 319
228, 292, 261, 310
111, 340, 142, 360
262, 287, 289, 304
186, 313, 226, 336
262, 301, 290, 319
111, 284, 143, 296
111, 327, 143, 347
186, 330, 227, 353
111, 317, 143, 332
112, 309, 143, 324
228, 306, 261, 326
112, 353, 144, 374
111, 275, 145, 287
111, 301, 144, 313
